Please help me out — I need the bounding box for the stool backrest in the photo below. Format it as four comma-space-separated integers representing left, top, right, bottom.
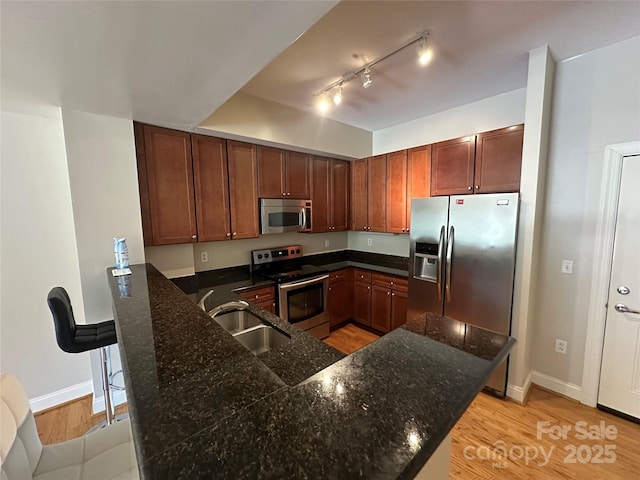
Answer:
47, 287, 79, 354
0, 374, 43, 479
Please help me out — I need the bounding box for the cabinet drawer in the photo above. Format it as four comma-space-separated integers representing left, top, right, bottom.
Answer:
237, 286, 275, 303
353, 269, 372, 283
372, 273, 408, 292
329, 269, 348, 284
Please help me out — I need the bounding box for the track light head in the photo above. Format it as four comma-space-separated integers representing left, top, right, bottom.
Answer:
361, 68, 372, 88
333, 84, 343, 105
417, 36, 432, 65
317, 94, 330, 114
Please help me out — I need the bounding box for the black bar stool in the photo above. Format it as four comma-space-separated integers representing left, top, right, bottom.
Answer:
47, 286, 126, 429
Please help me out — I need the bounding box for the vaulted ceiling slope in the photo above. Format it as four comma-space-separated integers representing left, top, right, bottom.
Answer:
2, 1, 639, 133
0, 0, 338, 127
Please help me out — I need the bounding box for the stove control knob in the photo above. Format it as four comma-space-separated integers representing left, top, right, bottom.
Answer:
264, 253, 269, 258
296, 249, 300, 254
290, 249, 294, 254
257, 254, 263, 259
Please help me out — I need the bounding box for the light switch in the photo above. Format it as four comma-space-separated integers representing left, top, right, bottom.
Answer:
561, 259, 573, 274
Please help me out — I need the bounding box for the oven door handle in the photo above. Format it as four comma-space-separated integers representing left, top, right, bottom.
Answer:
278, 274, 329, 292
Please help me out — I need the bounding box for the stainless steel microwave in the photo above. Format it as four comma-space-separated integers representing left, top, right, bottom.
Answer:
260, 199, 312, 234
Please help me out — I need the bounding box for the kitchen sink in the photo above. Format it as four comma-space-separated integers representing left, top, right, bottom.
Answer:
213, 309, 264, 335
233, 325, 290, 356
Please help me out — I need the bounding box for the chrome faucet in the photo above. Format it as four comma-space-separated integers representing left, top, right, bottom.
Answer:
198, 290, 214, 311
208, 300, 250, 318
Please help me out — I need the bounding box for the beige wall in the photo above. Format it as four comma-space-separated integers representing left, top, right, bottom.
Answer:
532, 35, 640, 387
1, 110, 92, 403
198, 92, 372, 159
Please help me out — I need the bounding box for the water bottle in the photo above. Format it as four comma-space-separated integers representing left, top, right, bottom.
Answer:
113, 238, 129, 269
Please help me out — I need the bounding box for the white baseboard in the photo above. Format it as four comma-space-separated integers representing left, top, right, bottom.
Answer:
29, 380, 94, 413
531, 371, 582, 401
507, 370, 533, 404
92, 389, 128, 414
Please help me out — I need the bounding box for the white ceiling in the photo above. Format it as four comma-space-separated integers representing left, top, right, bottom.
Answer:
0, 0, 337, 126
2, 1, 639, 132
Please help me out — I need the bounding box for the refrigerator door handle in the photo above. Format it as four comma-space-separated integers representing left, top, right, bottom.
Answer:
445, 225, 454, 302
437, 226, 445, 301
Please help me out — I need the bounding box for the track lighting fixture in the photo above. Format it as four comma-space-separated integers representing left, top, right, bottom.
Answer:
333, 84, 343, 105
314, 29, 431, 113
417, 36, 432, 65
360, 69, 372, 89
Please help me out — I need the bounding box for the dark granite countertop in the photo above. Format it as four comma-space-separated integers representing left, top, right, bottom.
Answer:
108, 263, 514, 479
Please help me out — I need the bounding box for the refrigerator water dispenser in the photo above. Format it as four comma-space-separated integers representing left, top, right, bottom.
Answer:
413, 242, 439, 282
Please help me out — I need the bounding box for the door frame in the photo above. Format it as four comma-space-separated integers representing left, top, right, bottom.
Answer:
582, 141, 640, 407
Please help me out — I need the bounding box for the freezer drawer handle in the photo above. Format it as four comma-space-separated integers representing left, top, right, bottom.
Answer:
437, 226, 445, 301
445, 225, 454, 303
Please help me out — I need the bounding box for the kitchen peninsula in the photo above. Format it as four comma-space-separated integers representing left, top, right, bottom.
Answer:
108, 263, 514, 479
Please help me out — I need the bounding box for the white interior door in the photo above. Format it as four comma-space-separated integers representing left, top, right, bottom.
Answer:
598, 154, 640, 418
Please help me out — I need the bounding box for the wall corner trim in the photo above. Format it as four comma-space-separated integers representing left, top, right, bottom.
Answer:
507, 370, 533, 404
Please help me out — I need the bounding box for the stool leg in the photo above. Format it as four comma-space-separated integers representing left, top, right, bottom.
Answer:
100, 346, 114, 425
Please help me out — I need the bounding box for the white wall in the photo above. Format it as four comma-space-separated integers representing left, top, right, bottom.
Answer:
532, 36, 640, 387
199, 92, 372, 159
62, 109, 145, 408
0, 110, 92, 402
372, 88, 527, 154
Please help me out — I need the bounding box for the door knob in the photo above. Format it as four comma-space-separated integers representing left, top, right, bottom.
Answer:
615, 303, 640, 315
617, 286, 631, 295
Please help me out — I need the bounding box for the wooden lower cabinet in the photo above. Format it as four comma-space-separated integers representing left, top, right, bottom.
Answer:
237, 285, 276, 313
371, 285, 392, 333
353, 281, 372, 327
328, 280, 350, 327
391, 289, 408, 330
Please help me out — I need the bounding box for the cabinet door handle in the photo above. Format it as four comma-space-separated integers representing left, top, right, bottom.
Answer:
255, 294, 259, 299
286, 192, 291, 196
232, 232, 237, 236
387, 291, 390, 295
392, 293, 395, 297
367, 286, 370, 290
467, 186, 472, 191
226, 233, 231, 237
475, 185, 479, 190
192, 234, 197, 239
282, 192, 286, 196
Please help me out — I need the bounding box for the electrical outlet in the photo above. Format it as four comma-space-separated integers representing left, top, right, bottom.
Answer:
555, 338, 568, 354
561, 260, 573, 274
325, 239, 330, 247
367, 238, 372, 246
200, 252, 209, 263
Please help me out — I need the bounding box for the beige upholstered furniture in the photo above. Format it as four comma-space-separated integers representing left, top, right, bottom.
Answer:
0, 374, 138, 480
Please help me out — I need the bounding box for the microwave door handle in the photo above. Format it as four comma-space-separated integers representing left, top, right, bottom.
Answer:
445, 225, 454, 303
279, 274, 329, 292
437, 226, 445, 301
300, 207, 307, 230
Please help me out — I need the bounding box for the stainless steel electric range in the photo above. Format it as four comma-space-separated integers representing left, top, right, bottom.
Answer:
251, 245, 329, 339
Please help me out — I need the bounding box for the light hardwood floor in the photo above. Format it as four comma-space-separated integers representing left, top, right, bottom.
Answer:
35, 323, 640, 479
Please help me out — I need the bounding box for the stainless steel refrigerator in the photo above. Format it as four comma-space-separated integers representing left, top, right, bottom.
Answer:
408, 193, 519, 397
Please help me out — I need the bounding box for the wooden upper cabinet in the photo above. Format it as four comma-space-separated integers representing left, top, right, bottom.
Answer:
310, 156, 331, 232
386, 150, 408, 234
406, 145, 431, 232
474, 124, 524, 193
257, 146, 285, 198
227, 141, 259, 240
351, 159, 368, 231
367, 155, 387, 232
135, 123, 197, 246
285, 151, 310, 199
431, 136, 476, 196
192, 135, 231, 242
257, 146, 309, 198
331, 160, 349, 231
311, 157, 349, 233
